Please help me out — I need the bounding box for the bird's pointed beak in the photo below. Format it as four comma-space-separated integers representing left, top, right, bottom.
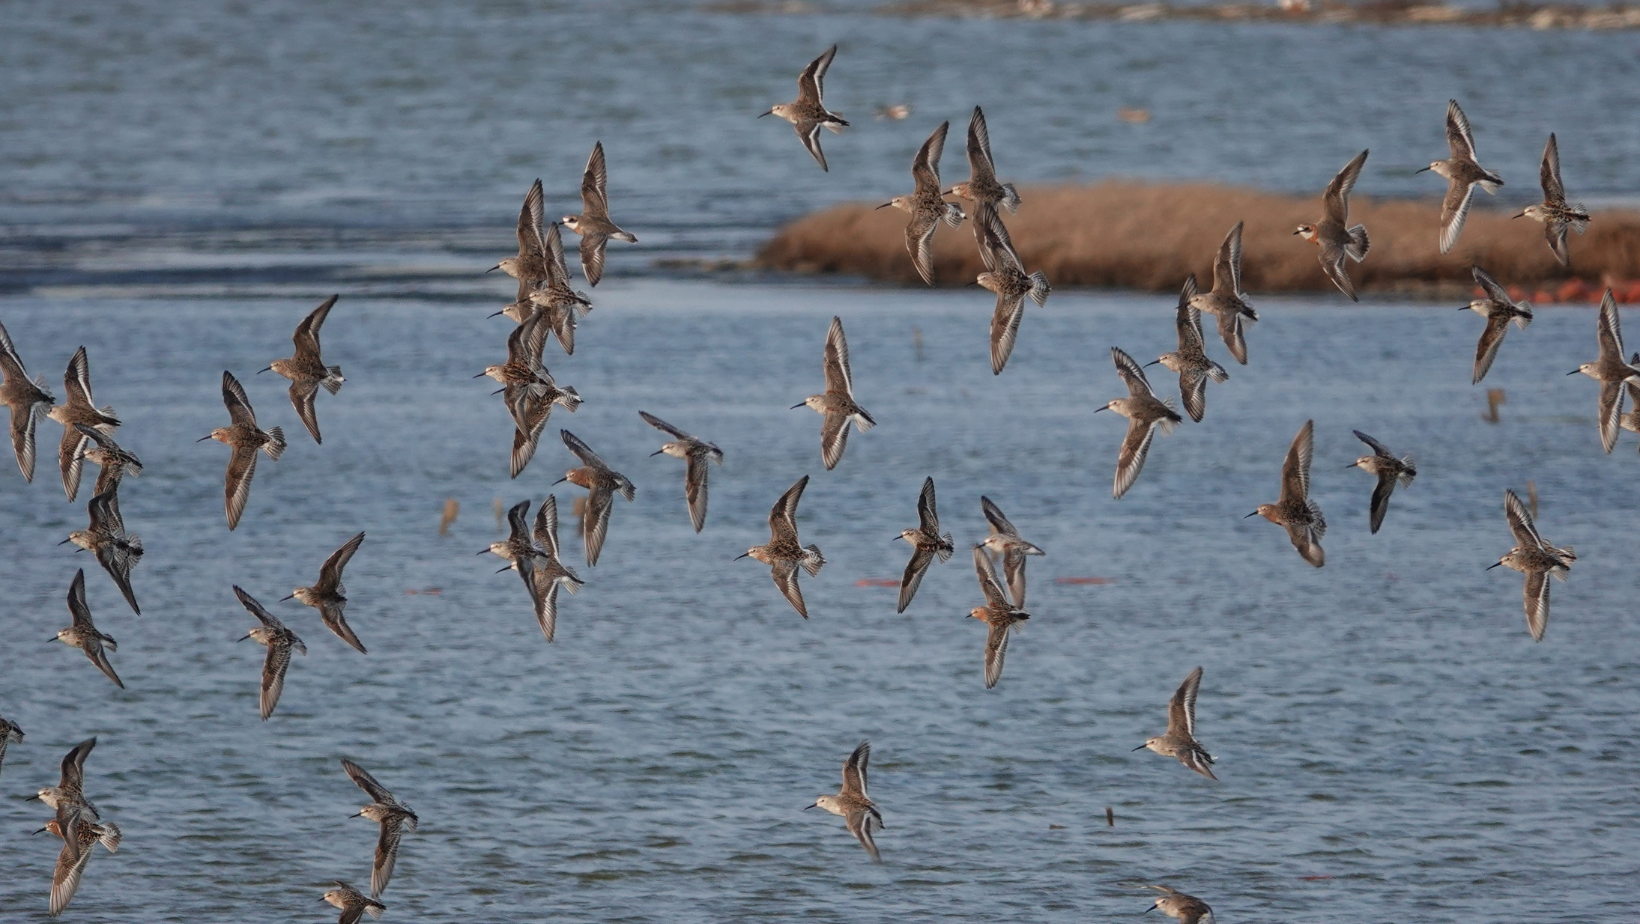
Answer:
57, 537, 71, 545
733, 552, 750, 561
875, 202, 892, 210
1132, 744, 1148, 751
256, 366, 272, 374
1485, 561, 1503, 571
46, 636, 59, 643
802, 803, 817, 810
477, 549, 491, 556
1292, 228, 1302, 235
236, 633, 252, 642
552, 477, 568, 486
650, 449, 664, 457
1511, 212, 1525, 220
495, 566, 511, 574
1344, 462, 1358, 469
472, 372, 488, 378
32, 825, 47, 835
195, 435, 212, 442
25, 793, 41, 801
757, 109, 773, 118
485, 264, 501, 273
1143, 360, 1160, 368
1243, 511, 1259, 518
1414, 166, 1431, 174
1566, 369, 1580, 376
1143, 904, 1157, 914
789, 403, 805, 410
1093, 406, 1108, 413
278, 594, 295, 602
1457, 306, 1470, 311
486, 310, 504, 319
349, 811, 363, 818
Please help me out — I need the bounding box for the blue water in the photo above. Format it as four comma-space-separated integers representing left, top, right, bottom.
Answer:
1, 3, 1638, 923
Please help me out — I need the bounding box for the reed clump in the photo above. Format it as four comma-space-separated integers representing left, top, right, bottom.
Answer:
755, 181, 1640, 298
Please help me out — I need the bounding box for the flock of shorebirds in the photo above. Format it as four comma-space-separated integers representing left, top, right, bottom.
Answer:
1, 42, 1635, 923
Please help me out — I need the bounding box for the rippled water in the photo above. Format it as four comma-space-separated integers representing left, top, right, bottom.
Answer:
0, 283, 1637, 922
2, 3, 1638, 922
2, 2, 1639, 298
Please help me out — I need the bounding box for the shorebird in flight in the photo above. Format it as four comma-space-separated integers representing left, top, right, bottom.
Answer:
760, 44, 848, 171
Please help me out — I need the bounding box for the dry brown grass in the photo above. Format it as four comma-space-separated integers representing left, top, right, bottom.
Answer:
755, 182, 1640, 297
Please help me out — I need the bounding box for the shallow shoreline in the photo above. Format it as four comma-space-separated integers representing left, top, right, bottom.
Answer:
754, 181, 1640, 301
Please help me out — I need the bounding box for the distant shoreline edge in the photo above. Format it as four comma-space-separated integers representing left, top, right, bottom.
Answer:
754, 181, 1640, 301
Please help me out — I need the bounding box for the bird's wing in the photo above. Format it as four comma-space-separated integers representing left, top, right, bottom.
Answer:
289, 378, 322, 444
638, 410, 689, 441
915, 476, 940, 533
517, 178, 546, 256
234, 589, 290, 638
50, 835, 96, 917
1352, 429, 1393, 458
342, 759, 397, 805
1179, 369, 1208, 424
533, 494, 562, 559
67, 568, 94, 629
769, 475, 808, 543
372, 816, 404, 897
1323, 149, 1369, 226
897, 546, 933, 614
1114, 418, 1157, 500
845, 808, 881, 860
1502, 489, 1543, 549
534, 579, 559, 642
581, 487, 613, 567
684, 452, 710, 533
318, 532, 366, 592
1523, 570, 1550, 642
842, 741, 870, 797
906, 214, 939, 286
989, 291, 1026, 376
1368, 472, 1397, 534
983, 620, 1011, 689
797, 45, 837, 107
816, 408, 851, 472
966, 106, 996, 183
1176, 276, 1205, 352
911, 121, 949, 193
10, 398, 38, 482
771, 558, 807, 618
1279, 420, 1315, 506
1440, 179, 1475, 255
260, 639, 294, 720
580, 141, 609, 218
822, 315, 853, 395
544, 221, 572, 284
96, 542, 141, 615
972, 545, 1011, 609
1111, 347, 1155, 398
1472, 265, 1510, 304
1540, 133, 1565, 205
560, 429, 608, 470
980, 496, 1018, 539
1213, 221, 1244, 295
1321, 249, 1359, 302
1467, 316, 1505, 387
1545, 217, 1571, 267
797, 120, 829, 172
1214, 307, 1249, 364
578, 231, 608, 288
1598, 380, 1623, 453
62, 346, 94, 409
1002, 548, 1029, 610
1445, 98, 1477, 161
293, 294, 338, 364
1597, 288, 1624, 363
1169, 666, 1204, 739
221, 370, 257, 427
